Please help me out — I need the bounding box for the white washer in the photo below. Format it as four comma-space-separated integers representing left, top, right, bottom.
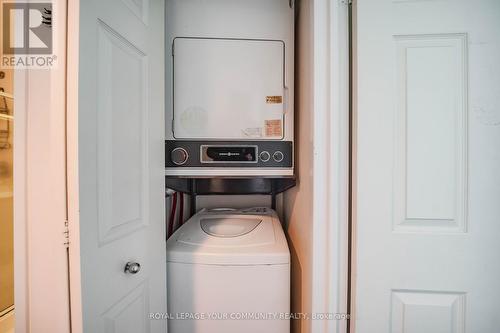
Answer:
166, 207, 290, 333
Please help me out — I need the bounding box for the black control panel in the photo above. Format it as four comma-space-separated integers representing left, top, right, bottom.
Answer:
201, 145, 257, 163
165, 141, 293, 168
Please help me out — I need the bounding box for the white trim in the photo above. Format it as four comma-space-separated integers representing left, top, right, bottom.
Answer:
165, 168, 294, 177
311, 0, 350, 332
350, 3, 358, 331
13, 66, 29, 333
13, 1, 71, 332
67, 0, 83, 332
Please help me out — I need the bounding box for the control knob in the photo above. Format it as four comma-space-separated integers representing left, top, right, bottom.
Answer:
259, 151, 271, 162
171, 147, 189, 165
273, 151, 284, 162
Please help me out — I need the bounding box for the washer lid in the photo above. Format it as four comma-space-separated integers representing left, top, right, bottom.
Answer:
166, 209, 290, 265
201, 217, 262, 237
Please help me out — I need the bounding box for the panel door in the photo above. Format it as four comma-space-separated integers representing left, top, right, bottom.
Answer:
354, 0, 500, 332
78, 0, 166, 332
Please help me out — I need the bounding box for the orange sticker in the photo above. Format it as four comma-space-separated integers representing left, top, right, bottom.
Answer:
265, 119, 283, 137
266, 96, 283, 104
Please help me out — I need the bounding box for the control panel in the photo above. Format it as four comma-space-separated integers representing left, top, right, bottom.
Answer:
165, 141, 293, 168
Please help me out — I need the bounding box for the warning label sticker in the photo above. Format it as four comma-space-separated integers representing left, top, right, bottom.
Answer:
265, 119, 283, 137
266, 96, 283, 104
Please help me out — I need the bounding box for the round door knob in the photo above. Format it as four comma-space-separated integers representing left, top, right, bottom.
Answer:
171, 147, 189, 165
124, 262, 141, 274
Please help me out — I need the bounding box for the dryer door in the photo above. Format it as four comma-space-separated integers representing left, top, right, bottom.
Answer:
172, 38, 285, 140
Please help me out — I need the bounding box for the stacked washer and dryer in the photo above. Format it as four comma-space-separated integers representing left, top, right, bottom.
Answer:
165, 1, 294, 332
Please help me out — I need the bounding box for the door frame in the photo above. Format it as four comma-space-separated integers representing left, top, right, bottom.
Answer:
310, 1, 351, 332
65, 0, 352, 332
66, 0, 83, 332
12, 0, 71, 331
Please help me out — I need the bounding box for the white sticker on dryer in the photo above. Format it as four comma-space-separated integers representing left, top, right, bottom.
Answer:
242, 127, 263, 138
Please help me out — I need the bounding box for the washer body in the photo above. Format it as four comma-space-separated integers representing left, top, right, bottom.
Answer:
166, 208, 290, 333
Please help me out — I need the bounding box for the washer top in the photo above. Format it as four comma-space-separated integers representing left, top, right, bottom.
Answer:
200, 217, 262, 237
166, 208, 290, 265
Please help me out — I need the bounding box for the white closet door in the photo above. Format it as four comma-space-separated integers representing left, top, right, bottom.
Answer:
355, 0, 500, 332
78, 0, 166, 332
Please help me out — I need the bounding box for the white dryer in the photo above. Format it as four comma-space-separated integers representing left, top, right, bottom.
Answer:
165, 0, 295, 177
166, 207, 290, 333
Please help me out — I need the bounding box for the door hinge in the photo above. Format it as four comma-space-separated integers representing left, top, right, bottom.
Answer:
63, 219, 70, 248
340, 0, 352, 5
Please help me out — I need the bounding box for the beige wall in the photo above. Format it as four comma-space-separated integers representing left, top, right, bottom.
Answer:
0, 65, 14, 313
283, 1, 314, 332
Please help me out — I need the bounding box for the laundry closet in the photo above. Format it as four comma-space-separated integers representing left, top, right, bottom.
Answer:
163, 1, 293, 332
17, 0, 500, 331
75, 0, 320, 332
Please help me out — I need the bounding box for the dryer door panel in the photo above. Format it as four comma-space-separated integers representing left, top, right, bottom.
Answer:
173, 38, 285, 140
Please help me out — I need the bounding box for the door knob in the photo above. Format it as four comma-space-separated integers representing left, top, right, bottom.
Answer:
124, 261, 141, 274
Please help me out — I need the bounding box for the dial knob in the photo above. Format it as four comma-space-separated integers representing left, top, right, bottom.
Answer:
171, 147, 188, 165
273, 151, 284, 162
259, 151, 271, 162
